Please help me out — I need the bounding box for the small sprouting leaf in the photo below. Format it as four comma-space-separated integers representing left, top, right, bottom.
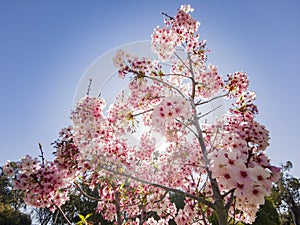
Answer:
85, 213, 92, 219
78, 214, 85, 220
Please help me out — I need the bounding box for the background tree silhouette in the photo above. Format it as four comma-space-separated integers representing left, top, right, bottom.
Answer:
272, 161, 300, 225
0, 167, 31, 225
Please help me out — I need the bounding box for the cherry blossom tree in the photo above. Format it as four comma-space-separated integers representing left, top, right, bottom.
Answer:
3, 5, 280, 225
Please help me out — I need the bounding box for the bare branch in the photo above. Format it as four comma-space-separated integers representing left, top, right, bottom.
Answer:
163, 73, 193, 79
161, 12, 174, 20
132, 108, 154, 117
175, 118, 198, 138
196, 93, 228, 106
38, 143, 45, 165
174, 51, 191, 72
87, 78, 92, 95
198, 104, 223, 120
56, 205, 72, 225
74, 182, 100, 201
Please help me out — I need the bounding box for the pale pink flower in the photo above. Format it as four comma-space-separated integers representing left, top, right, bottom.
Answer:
2, 162, 15, 177
246, 185, 267, 205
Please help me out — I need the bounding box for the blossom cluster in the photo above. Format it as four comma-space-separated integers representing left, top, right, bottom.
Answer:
113, 49, 162, 78
207, 90, 279, 222
152, 4, 201, 60
53, 126, 82, 173
3, 128, 80, 211
4, 156, 73, 211
95, 182, 178, 224
225, 71, 249, 97
194, 64, 223, 99
152, 95, 191, 132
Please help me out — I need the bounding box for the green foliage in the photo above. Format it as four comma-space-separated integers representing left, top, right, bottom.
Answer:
208, 197, 280, 225
251, 197, 280, 225
62, 183, 113, 224
0, 204, 31, 225
0, 167, 31, 225
76, 213, 92, 225
0, 168, 25, 209
271, 161, 300, 225
35, 181, 114, 225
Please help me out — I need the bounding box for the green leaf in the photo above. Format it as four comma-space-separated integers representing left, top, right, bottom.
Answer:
120, 182, 125, 189
78, 214, 85, 220
85, 213, 92, 219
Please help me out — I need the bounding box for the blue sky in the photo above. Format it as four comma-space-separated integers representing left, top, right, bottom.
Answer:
0, 0, 299, 177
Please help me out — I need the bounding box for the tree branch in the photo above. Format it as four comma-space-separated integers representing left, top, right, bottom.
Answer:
161, 12, 174, 20
174, 51, 191, 72
196, 93, 228, 106
56, 205, 72, 225
154, 190, 169, 204
198, 104, 222, 120
87, 78, 92, 95
175, 118, 198, 138
145, 75, 187, 99
38, 143, 45, 165
74, 182, 100, 201
100, 166, 215, 209
115, 191, 122, 225
187, 52, 197, 99
224, 188, 236, 211
132, 108, 154, 117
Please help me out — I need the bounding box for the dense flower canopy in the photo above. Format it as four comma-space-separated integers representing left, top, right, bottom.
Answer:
3, 5, 280, 225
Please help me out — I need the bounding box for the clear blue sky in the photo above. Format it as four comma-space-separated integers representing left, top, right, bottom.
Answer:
0, 0, 299, 177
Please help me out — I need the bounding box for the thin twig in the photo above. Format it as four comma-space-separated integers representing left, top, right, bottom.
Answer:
56, 205, 72, 225
225, 189, 236, 211
161, 12, 174, 20
74, 182, 100, 201
132, 108, 154, 117
200, 206, 209, 225
196, 93, 228, 106
174, 51, 191, 72
54, 210, 59, 224
154, 191, 169, 204
174, 118, 198, 138
163, 73, 193, 79
198, 105, 222, 119
38, 143, 45, 165
87, 78, 92, 95
145, 75, 186, 99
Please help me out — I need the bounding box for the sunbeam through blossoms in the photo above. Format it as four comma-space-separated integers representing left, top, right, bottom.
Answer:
3, 5, 280, 225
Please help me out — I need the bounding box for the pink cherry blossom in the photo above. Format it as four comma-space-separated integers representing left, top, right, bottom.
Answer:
151, 27, 180, 61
